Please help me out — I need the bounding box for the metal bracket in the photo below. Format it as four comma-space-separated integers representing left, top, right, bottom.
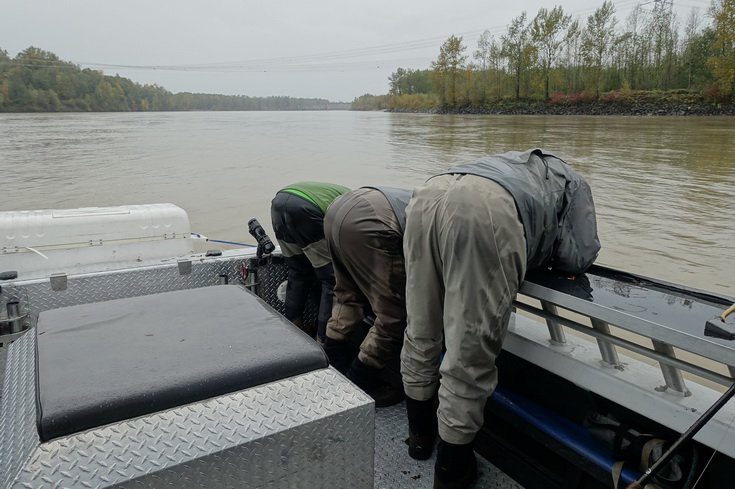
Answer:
177, 260, 192, 275
49, 273, 68, 291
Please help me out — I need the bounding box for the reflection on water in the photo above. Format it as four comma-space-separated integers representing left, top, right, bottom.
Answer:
1, 112, 733, 297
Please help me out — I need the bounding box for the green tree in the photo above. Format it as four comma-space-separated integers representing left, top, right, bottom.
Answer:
474, 30, 503, 101
532, 6, 572, 99
647, 0, 679, 88
684, 27, 716, 89
351, 93, 389, 110
0, 81, 8, 110
388, 68, 408, 95
681, 9, 710, 88
389, 68, 431, 95
617, 4, 649, 89
502, 12, 535, 100
709, 0, 735, 98
431, 35, 468, 107
0, 48, 8, 109
563, 18, 583, 93
406, 69, 432, 94
474, 30, 494, 71
581, 1, 618, 98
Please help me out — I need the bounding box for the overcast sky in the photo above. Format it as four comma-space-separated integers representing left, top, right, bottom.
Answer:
1, 0, 710, 102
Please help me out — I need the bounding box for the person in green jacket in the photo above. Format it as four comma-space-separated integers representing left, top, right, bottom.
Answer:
270, 182, 349, 343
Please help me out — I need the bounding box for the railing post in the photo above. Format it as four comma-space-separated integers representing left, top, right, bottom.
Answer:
6, 302, 22, 333
590, 318, 620, 367
541, 300, 566, 345
652, 340, 690, 396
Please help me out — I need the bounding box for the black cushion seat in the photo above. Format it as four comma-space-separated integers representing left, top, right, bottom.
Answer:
36, 285, 328, 441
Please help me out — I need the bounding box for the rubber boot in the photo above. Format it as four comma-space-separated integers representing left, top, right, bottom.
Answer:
433, 439, 478, 489
405, 396, 438, 460
322, 337, 353, 374
346, 357, 405, 408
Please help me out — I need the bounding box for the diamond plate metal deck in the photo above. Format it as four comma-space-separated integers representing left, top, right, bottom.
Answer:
10, 368, 373, 489
374, 402, 522, 489
0, 331, 39, 489
11, 253, 318, 338
19, 259, 245, 318
246, 257, 319, 327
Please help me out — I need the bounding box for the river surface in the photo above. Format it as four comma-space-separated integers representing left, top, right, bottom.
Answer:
0, 111, 733, 297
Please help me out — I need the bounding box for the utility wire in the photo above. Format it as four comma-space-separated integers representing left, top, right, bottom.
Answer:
4, 0, 706, 74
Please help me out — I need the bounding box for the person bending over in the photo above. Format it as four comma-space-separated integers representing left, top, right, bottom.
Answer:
322, 186, 411, 407
270, 181, 349, 343
401, 149, 600, 489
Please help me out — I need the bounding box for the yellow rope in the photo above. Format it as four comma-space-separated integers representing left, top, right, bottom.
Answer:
721, 303, 735, 322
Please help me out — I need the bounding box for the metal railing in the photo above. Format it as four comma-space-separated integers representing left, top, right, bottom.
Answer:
514, 298, 733, 393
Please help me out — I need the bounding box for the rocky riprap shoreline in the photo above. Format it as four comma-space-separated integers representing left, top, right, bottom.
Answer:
446, 102, 735, 116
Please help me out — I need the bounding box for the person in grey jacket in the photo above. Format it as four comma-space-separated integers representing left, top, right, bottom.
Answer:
401, 149, 600, 489
322, 186, 411, 407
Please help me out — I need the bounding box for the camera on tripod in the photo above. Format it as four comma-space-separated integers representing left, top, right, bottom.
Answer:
248, 218, 275, 257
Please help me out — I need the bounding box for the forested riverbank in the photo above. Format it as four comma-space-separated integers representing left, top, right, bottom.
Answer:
2, 1, 734, 115
353, 90, 735, 116
354, 0, 735, 115
0, 48, 334, 112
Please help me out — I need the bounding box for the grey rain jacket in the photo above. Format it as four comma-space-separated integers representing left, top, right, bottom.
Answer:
365, 186, 412, 233
442, 148, 600, 275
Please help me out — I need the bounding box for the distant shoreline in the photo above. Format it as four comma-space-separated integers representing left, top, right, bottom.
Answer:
386, 101, 735, 117
0, 107, 353, 114
435, 102, 735, 117
355, 89, 735, 116
2, 103, 733, 116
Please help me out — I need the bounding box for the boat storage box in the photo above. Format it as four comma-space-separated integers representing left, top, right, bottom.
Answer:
0, 285, 374, 489
0, 204, 193, 279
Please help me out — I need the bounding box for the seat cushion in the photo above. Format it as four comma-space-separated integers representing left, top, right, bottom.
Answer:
36, 285, 328, 441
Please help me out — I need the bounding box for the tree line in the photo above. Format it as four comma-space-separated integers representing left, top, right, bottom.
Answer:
354, 0, 735, 111
0, 47, 332, 112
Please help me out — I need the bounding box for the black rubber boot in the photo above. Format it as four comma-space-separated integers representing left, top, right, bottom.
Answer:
405, 396, 438, 460
346, 358, 405, 408
433, 439, 478, 489
322, 337, 353, 374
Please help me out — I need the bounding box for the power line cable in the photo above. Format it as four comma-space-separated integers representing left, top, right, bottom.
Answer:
3, 0, 709, 75
70, 0, 647, 71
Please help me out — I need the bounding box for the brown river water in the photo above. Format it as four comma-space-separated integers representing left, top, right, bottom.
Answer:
0, 111, 733, 298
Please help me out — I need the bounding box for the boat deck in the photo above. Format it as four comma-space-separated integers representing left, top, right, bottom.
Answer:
375, 401, 522, 489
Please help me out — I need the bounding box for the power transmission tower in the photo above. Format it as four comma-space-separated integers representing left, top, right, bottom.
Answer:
652, 0, 674, 16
